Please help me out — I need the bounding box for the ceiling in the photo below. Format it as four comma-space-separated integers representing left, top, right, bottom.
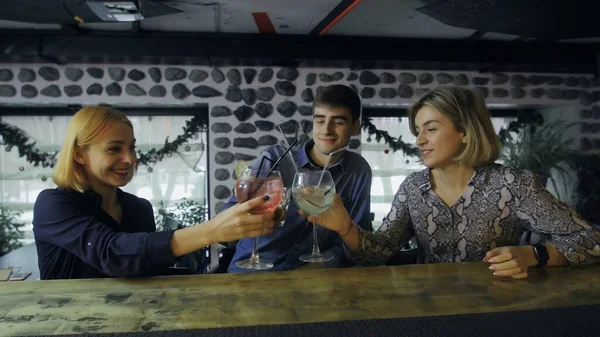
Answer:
2, 0, 599, 41
0, 0, 599, 73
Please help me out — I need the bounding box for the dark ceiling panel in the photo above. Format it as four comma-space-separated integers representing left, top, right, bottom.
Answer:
0, 1, 75, 23
417, 0, 600, 40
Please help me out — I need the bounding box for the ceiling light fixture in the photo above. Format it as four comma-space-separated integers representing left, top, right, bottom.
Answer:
86, 1, 144, 21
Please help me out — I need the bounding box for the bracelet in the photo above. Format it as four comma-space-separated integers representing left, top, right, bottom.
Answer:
339, 222, 355, 237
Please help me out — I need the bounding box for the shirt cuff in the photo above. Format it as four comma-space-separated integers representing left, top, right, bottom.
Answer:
342, 224, 362, 262
147, 230, 177, 265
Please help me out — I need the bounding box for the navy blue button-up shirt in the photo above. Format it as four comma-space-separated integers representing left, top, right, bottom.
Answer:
225, 139, 372, 272
33, 188, 176, 279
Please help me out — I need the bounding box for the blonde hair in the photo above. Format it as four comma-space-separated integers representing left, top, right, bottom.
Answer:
53, 106, 133, 192
408, 86, 500, 167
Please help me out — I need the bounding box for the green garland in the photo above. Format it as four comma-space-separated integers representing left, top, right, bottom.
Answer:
0, 114, 207, 169
362, 111, 545, 158
0, 121, 58, 168
4, 111, 526, 167
136, 114, 207, 169
361, 116, 420, 157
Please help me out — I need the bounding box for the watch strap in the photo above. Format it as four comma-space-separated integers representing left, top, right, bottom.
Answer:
532, 244, 549, 267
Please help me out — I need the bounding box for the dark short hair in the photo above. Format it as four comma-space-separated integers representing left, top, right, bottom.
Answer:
313, 84, 361, 122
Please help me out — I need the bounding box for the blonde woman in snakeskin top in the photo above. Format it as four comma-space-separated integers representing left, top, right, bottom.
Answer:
306, 86, 600, 279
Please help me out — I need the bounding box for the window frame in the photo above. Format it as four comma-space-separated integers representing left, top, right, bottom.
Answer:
0, 106, 209, 244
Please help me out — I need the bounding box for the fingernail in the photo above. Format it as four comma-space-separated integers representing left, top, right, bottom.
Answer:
489, 265, 495, 270
263, 195, 270, 201
488, 259, 495, 263
493, 272, 498, 276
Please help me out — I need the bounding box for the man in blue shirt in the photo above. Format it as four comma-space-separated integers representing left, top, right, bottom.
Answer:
222, 84, 373, 272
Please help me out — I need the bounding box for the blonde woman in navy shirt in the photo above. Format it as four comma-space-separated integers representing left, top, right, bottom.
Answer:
33, 106, 275, 279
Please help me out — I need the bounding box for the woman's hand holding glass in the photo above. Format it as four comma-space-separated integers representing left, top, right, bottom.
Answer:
209, 195, 276, 243
299, 193, 353, 235
234, 169, 284, 270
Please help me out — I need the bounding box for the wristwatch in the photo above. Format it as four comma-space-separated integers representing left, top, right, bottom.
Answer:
532, 244, 549, 267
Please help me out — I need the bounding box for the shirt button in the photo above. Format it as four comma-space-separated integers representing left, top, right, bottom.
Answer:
87, 242, 92, 246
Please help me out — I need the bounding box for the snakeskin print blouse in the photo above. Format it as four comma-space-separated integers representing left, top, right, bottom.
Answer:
355, 164, 600, 266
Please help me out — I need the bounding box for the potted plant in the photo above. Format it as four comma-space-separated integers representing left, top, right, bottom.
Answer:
155, 198, 208, 231
498, 119, 580, 201
571, 154, 600, 226
155, 199, 210, 272
0, 205, 25, 257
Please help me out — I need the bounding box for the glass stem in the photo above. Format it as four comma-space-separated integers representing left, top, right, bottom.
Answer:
249, 236, 260, 262
311, 219, 322, 256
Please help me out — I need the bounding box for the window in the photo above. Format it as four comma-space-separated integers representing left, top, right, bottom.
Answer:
0, 114, 207, 245
362, 115, 516, 230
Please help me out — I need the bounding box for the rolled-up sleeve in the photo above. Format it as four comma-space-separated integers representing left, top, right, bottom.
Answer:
33, 190, 176, 277
348, 179, 415, 266
514, 170, 600, 265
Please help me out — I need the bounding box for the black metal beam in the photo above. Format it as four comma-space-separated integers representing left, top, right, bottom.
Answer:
597, 53, 600, 80
132, 21, 141, 36
309, 0, 357, 35
1, 30, 599, 73
463, 31, 486, 43
60, 24, 90, 35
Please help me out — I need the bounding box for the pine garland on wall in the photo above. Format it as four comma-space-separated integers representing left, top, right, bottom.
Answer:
2, 112, 543, 167
361, 116, 421, 157
0, 114, 207, 169
1, 114, 420, 168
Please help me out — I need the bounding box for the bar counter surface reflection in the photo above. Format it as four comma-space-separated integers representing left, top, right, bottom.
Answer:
1, 262, 600, 336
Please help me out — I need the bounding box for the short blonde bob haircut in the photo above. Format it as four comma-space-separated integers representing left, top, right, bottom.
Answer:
408, 86, 500, 168
53, 106, 133, 192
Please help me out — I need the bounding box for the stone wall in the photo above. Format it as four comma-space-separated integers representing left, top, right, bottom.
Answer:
1, 64, 598, 216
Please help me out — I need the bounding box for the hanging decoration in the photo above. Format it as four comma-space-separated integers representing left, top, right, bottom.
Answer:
177, 142, 206, 172
361, 111, 544, 158
0, 114, 207, 169
361, 116, 420, 158
136, 114, 207, 167
0, 121, 58, 168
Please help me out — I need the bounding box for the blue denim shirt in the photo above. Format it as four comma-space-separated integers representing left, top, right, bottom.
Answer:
32, 188, 176, 279
225, 139, 372, 273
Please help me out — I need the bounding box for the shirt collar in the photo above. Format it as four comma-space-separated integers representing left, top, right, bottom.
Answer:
62, 187, 125, 207
418, 165, 489, 193
297, 139, 347, 174
418, 172, 431, 193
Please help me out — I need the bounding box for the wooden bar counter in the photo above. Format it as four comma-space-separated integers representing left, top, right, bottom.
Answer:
1, 262, 600, 336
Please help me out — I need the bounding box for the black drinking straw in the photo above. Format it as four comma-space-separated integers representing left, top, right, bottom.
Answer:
248, 138, 299, 198
266, 138, 298, 177
256, 156, 268, 176
248, 156, 269, 199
